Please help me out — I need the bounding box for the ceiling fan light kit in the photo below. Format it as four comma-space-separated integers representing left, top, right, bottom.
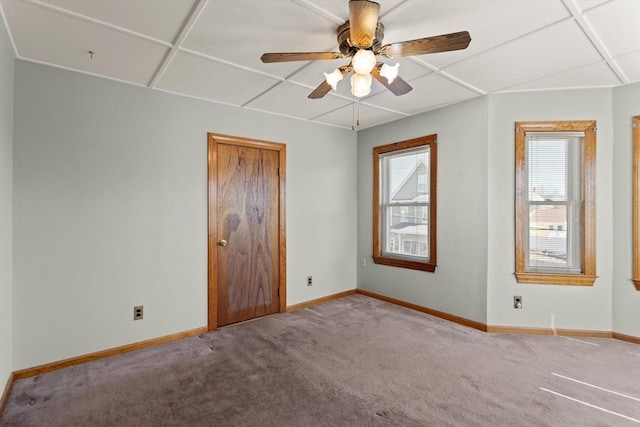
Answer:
350, 72, 373, 97
379, 62, 399, 84
261, 0, 471, 100
351, 48, 377, 74
324, 69, 344, 91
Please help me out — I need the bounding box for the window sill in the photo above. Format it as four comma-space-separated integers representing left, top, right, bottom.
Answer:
373, 256, 436, 272
515, 273, 596, 286
633, 279, 640, 291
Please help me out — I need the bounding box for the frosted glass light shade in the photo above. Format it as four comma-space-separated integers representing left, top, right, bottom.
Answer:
351, 49, 376, 74
380, 63, 400, 84
324, 69, 343, 90
350, 73, 372, 97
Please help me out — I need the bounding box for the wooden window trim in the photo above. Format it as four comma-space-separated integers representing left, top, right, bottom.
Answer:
373, 135, 437, 272
514, 121, 596, 286
633, 116, 640, 290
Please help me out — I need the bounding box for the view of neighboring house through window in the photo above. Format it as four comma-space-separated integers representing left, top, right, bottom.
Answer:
373, 134, 437, 272
515, 121, 596, 285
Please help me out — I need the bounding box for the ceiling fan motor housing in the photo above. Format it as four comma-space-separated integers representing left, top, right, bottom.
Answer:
337, 21, 385, 56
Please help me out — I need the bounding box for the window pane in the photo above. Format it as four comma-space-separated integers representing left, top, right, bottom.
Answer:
417, 174, 427, 193
528, 138, 567, 201
528, 205, 568, 269
387, 149, 429, 203
381, 145, 430, 260
384, 205, 429, 258
525, 135, 583, 274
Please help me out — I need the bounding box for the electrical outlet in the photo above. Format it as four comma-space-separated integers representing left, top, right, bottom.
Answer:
361, 258, 366, 268
513, 296, 523, 309
307, 276, 313, 286
133, 305, 144, 320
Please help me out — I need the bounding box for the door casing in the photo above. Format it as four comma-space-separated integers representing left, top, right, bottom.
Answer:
207, 133, 287, 331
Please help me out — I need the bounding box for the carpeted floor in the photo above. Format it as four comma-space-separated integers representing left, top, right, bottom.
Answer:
1, 294, 639, 426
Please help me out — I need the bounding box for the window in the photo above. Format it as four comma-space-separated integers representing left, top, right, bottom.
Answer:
373, 134, 437, 272
633, 116, 640, 290
417, 174, 427, 192
515, 121, 596, 285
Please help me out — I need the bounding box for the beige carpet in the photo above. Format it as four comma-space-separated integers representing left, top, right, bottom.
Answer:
2, 294, 639, 426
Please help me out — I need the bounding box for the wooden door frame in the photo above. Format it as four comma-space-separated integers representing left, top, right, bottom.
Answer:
207, 133, 287, 331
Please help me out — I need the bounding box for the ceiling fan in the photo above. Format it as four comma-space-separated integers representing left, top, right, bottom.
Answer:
261, 0, 471, 99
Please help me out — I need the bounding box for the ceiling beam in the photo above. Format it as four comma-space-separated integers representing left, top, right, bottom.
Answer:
408, 57, 486, 95
149, 0, 208, 88
179, 47, 285, 82
291, 0, 344, 25
562, 0, 628, 84
25, 0, 172, 48
0, 4, 19, 58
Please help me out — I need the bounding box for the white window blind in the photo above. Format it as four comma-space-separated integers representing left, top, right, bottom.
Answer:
380, 146, 430, 260
525, 132, 584, 274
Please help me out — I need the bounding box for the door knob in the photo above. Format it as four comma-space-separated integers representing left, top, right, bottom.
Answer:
218, 239, 228, 247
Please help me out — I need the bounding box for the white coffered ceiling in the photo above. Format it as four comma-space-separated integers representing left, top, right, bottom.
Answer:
1, 0, 638, 130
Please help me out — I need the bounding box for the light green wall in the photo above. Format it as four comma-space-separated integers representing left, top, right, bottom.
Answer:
487, 89, 614, 331
12, 61, 357, 369
7, 59, 639, 373
612, 82, 640, 337
0, 18, 14, 388
358, 86, 639, 337
357, 97, 490, 324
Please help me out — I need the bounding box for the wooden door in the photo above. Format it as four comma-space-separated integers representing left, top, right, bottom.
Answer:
208, 134, 286, 329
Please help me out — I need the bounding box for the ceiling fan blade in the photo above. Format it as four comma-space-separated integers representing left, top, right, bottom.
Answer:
349, 0, 380, 49
261, 52, 344, 63
380, 31, 471, 57
308, 81, 333, 99
371, 65, 412, 96
308, 65, 352, 99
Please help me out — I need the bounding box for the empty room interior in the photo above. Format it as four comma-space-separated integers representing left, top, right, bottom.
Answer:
0, 0, 639, 425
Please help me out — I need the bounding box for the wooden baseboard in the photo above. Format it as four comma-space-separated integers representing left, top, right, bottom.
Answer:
287, 289, 357, 312
486, 325, 613, 338
613, 331, 640, 345
355, 289, 639, 343
488, 327, 640, 343
0, 372, 15, 417
12, 326, 208, 380
356, 289, 488, 332
5, 292, 638, 394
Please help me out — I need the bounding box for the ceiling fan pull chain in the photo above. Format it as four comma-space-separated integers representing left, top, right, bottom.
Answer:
352, 99, 361, 131
352, 99, 356, 131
